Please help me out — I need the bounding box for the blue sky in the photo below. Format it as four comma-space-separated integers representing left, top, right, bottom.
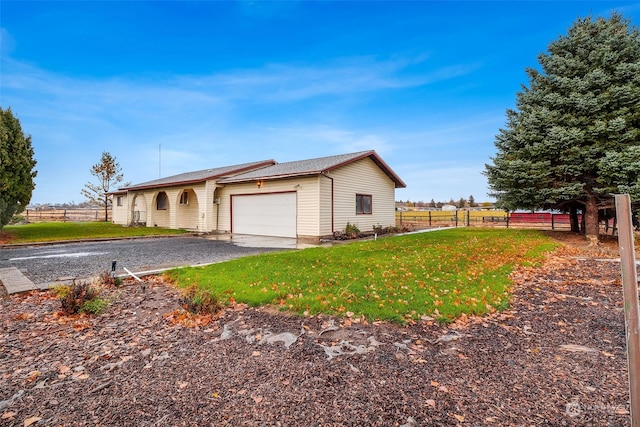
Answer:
2, 1, 640, 205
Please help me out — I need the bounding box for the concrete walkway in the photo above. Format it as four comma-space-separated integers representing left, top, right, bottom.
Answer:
0, 267, 44, 294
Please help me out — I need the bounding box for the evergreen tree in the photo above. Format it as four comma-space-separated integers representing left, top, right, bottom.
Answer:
468, 195, 476, 207
0, 108, 37, 228
81, 151, 127, 221
485, 13, 640, 244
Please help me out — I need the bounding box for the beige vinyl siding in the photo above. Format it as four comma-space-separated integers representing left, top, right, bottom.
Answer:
111, 194, 128, 224
331, 157, 396, 233
319, 174, 333, 236
217, 176, 319, 237
175, 188, 201, 231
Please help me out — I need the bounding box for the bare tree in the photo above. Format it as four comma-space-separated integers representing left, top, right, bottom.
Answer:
81, 152, 127, 221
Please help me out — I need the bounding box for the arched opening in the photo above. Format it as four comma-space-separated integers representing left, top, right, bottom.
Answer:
153, 191, 170, 227
131, 193, 147, 226
176, 189, 200, 230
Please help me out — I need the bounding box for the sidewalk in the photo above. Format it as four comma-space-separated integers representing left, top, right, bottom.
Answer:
0, 267, 44, 294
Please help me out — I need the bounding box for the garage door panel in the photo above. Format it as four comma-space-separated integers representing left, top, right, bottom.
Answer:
232, 193, 297, 238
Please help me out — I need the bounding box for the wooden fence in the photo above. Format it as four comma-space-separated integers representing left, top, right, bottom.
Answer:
24, 209, 112, 223
396, 210, 616, 234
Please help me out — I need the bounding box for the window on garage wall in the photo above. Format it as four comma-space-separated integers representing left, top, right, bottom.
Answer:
356, 194, 372, 214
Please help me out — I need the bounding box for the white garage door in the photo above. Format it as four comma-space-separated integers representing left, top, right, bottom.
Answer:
232, 192, 297, 238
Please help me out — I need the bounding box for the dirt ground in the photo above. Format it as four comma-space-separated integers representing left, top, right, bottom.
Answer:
0, 232, 636, 426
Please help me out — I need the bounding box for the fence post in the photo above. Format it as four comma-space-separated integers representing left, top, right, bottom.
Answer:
551, 214, 555, 230
466, 210, 470, 227
429, 211, 432, 227
506, 213, 510, 228
615, 194, 640, 427
455, 210, 458, 227
63, 210, 67, 223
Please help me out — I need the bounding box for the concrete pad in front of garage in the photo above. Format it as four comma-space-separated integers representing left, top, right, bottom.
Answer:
204, 233, 326, 249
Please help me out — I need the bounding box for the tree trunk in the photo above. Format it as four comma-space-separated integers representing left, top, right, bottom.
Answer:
570, 206, 580, 232
584, 195, 600, 245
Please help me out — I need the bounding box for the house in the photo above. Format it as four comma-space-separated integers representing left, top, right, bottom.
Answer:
110, 150, 406, 240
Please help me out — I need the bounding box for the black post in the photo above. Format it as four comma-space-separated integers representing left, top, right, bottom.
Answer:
111, 260, 117, 278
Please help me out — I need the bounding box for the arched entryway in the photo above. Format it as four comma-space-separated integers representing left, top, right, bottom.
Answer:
176, 189, 200, 230
130, 193, 147, 226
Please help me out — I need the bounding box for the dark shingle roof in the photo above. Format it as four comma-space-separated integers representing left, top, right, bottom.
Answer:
219, 150, 406, 188
120, 159, 275, 191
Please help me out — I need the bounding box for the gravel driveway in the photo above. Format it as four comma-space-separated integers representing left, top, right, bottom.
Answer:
0, 236, 286, 285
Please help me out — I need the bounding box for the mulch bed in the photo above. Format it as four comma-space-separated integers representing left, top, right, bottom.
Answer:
0, 232, 635, 426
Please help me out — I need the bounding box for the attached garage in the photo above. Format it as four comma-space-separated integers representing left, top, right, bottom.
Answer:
232, 192, 297, 238
112, 150, 406, 240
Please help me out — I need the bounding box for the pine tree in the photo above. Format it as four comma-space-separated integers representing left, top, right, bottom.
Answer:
0, 108, 37, 228
485, 13, 640, 244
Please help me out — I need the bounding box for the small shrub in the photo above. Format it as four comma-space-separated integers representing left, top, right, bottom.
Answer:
97, 270, 123, 287
179, 286, 221, 315
81, 297, 110, 315
344, 222, 361, 238
58, 281, 106, 315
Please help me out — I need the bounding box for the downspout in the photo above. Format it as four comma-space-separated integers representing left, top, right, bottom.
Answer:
214, 189, 220, 232
322, 172, 334, 235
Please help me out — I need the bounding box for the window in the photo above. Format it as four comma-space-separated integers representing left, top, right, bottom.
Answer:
116, 196, 123, 207
356, 194, 372, 214
156, 192, 168, 210
180, 191, 189, 205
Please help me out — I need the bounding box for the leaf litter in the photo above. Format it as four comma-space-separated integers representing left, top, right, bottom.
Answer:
0, 231, 634, 426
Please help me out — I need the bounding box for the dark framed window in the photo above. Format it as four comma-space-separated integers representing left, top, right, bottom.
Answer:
179, 191, 189, 205
356, 194, 372, 214
156, 192, 168, 210
116, 196, 123, 207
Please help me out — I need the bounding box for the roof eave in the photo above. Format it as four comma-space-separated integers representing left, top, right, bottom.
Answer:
121, 160, 276, 192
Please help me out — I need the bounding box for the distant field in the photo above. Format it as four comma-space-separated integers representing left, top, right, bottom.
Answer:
1, 222, 188, 244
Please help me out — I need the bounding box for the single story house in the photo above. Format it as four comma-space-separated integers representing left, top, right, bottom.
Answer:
110, 150, 406, 240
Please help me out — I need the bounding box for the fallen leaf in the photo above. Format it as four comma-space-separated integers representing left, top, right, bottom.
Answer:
24, 417, 42, 427
25, 371, 41, 382
426, 399, 436, 408
453, 413, 465, 422
1, 412, 16, 420
430, 380, 440, 387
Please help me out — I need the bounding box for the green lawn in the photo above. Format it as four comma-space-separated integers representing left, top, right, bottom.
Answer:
1, 222, 189, 244
166, 228, 557, 323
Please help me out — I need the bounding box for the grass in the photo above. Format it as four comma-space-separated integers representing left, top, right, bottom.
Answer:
165, 228, 557, 323
1, 221, 189, 244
